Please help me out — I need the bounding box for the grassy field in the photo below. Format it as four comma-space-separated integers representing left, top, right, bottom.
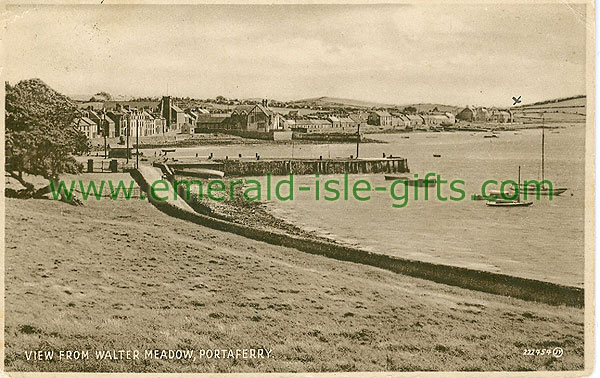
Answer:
4, 195, 585, 373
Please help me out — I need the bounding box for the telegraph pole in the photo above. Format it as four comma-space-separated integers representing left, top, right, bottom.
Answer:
356, 124, 360, 159
136, 115, 139, 169
103, 111, 107, 159
126, 113, 130, 164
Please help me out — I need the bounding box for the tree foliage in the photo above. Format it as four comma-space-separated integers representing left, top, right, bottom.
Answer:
403, 106, 417, 114
89, 91, 112, 102
6, 78, 89, 194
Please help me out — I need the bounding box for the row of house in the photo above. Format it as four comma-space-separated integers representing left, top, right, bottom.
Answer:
173, 103, 451, 135
456, 107, 514, 123
367, 111, 456, 128
76, 96, 516, 141
77, 105, 168, 140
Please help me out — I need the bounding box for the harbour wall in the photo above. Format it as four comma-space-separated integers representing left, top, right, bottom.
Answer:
132, 166, 584, 308
154, 157, 409, 177
193, 128, 363, 142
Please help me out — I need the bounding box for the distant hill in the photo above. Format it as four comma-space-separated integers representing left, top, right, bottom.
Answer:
397, 103, 462, 114
512, 95, 586, 123
290, 96, 396, 109
290, 96, 462, 113
514, 95, 585, 109
70, 93, 134, 102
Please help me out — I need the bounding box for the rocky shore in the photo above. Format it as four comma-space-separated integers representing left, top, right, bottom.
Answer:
182, 180, 336, 243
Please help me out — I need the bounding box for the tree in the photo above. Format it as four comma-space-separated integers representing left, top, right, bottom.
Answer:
92, 91, 112, 101
403, 106, 417, 114
6, 79, 89, 201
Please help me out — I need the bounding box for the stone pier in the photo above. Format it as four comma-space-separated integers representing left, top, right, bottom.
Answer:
156, 157, 409, 177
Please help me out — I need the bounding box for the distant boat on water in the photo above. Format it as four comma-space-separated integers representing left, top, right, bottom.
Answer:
484, 134, 498, 139
384, 175, 437, 186
472, 189, 512, 201
487, 166, 533, 207
487, 198, 533, 207
520, 184, 568, 197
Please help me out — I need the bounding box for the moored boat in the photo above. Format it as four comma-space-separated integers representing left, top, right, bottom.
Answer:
472, 189, 513, 201
519, 185, 568, 196
486, 199, 533, 207
486, 166, 533, 207
384, 175, 437, 186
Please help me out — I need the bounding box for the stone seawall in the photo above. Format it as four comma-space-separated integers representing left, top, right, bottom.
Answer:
132, 167, 584, 308
194, 128, 364, 142
194, 128, 275, 140
157, 157, 409, 177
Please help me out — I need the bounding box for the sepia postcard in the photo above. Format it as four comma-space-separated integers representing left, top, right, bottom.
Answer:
1, 1, 595, 377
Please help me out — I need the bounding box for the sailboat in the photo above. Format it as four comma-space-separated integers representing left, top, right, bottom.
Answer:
487, 166, 533, 207
520, 116, 568, 196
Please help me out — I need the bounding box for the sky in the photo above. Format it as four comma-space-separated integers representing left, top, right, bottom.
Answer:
3, 4, 589, 107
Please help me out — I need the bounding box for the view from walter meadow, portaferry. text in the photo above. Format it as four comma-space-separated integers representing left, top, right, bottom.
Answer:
3, 3, 591, 376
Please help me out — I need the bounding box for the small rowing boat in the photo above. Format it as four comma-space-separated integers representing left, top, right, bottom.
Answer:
173, 168, 225, 179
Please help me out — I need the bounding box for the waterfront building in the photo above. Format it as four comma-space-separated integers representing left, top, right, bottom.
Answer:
230, 101, 279, 132
368, 110, 393, 126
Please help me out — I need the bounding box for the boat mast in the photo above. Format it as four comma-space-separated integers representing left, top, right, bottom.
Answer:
356, 124, 360, 159
541, 114, 545, 183
518, 165, 521, 203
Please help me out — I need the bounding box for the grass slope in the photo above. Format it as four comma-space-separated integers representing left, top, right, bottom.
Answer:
5, 197, 584, 373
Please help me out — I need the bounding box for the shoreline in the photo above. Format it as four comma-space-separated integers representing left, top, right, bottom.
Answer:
153, 169, 582, 307
179, 176, 338, 244
86, 124, 582, 152
89, 133, 383, 152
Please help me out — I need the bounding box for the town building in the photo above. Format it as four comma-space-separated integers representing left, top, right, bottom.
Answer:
405, 114, 425, 128
77, 117, 98, 139
152, 113, 167, 134
368, 111, 393, 127
107, 111, 127, 137
349, 113, 368, 128
230, 101, 280, 132
423, 114, 455, 127
456, 106, 492, 122
159, 96, 186, 132
328, 116, 342, 129
338, 117, 358, 132
292, 119, 333, 133
490, 109, 514, 123
195, 114, 231, 130
82, 109, 117, 138
391, 114, 411, 128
